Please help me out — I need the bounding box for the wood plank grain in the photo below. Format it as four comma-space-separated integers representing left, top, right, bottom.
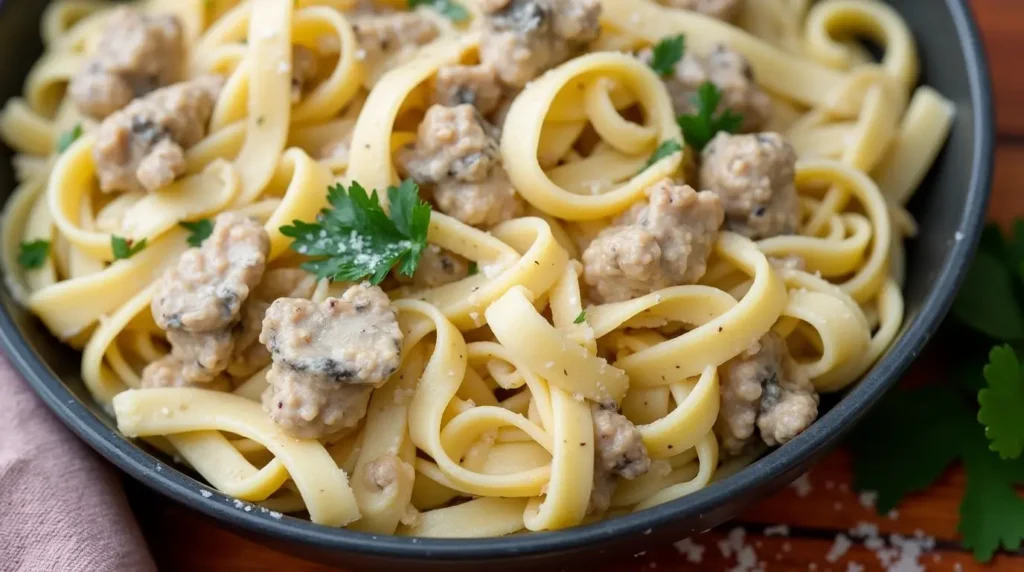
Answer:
971, 0, 1024, 137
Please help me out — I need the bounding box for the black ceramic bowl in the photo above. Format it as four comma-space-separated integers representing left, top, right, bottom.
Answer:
0, 1, 993, 570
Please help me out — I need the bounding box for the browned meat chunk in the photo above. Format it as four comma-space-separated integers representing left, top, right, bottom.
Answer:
69, 7, 184, 119
433, 65, 504, 116
587, 403, 651, 514
259, 283, 403, 439
699, 132, 799, 239
145, 214, 269, 387
479, 0, 601, 88
399, 104, 522, 227
262, 364, 374, 440
642, 44, 770, 132
363, 454, 415, 495
92, 76, 223, 194
227, 268, 318, 379
659, 0, 743, 22
291, 45, 320, 103
164, 329, 234, 383
353, 11, 439, 70
715, 332, 819, 456
393, 245, 471, 289
153, 213, 270, 333
582, 179, 724, 303
140, 355, 231, 391
260, 285, 402, 384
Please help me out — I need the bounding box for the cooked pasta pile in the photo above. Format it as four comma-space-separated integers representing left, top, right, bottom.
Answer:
0, 0, 954, 537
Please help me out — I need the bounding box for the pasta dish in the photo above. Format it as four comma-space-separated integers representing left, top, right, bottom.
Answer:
0, 0, 954, 537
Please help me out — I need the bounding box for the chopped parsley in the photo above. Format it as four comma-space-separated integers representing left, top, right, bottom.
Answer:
638, 140, 683, 174
648, 34, 685, 77
573, 311, 586, 324
408, 0, 469, 22
111, 236, 147, 260
848, 221, 1024, 562
467, 261, 478, 276
17, 239, 50, 269
279, 179, 431, 284
179, 219, 214, 248
676, 82, 744, 151
56, 124, 83, 153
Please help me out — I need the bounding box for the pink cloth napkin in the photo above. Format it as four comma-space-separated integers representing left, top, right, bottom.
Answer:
0, 354, 156, 572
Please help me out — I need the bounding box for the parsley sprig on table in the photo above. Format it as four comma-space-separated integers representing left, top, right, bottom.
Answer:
849, 222, 1024, 561
648, 34, 685, 76
280, 179, 431, 285
408, 0, 469, 22
677, 82, 744, 151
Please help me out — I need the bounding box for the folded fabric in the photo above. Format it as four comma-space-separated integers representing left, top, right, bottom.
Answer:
0, 354, 156, 572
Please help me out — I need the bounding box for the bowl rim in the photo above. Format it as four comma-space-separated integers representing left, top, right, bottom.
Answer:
0, 0, 994, 562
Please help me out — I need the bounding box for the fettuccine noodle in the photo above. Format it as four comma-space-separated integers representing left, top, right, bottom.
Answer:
0, 0, 954, 537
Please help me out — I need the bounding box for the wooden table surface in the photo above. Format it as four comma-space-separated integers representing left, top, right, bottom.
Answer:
125, 2, 1024, 570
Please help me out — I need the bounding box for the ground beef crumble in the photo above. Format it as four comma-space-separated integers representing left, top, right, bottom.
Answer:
69, 7, 184, 119
92, 75, 223, 194
715, 332, 819, 456
399, 104, 522, 228
582, 179, 724, 303
699, 132, 800, 239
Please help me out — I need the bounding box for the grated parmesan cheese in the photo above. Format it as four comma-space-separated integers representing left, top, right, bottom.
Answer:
857, 491, 878, 509
672, 538, 705, 563
826, 534, 852, 563
790, 473, 812, 497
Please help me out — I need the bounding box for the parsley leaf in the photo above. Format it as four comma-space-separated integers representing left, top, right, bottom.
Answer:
408, 0, 469, 22
960, 434, 1024, 561
639, 140, 683, 174
978, 346, 1024, 459
850, 382, 1024, 562
111, 236, 147, 260
849, 385, 971, 514
468, 261, 478, 276
676, 82, 744, 152
179, 219, 214, 247
952, 248, 1024, 341
17, 239, 50, 269
56, 124, 83, 153
648, 34, 685, 76
574, 311, 586, 324
279, 179, 431, 285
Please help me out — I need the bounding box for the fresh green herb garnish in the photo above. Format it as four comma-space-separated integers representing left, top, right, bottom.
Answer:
408, 0, 469, 22
676, 82, 744, 151
56, 124, 83, 154
850, 383, 1024, 561
573, 311, 586, 324
979, 346, 1024, 459
179, 219, 214, 248
467, 261, 478, 276
849, 222, 1024, 562
111, 236, 147, 260
648, 34, 685, 77
639, 140, 683, 174
17, 239, 50, 269
280, 179, 431, 284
